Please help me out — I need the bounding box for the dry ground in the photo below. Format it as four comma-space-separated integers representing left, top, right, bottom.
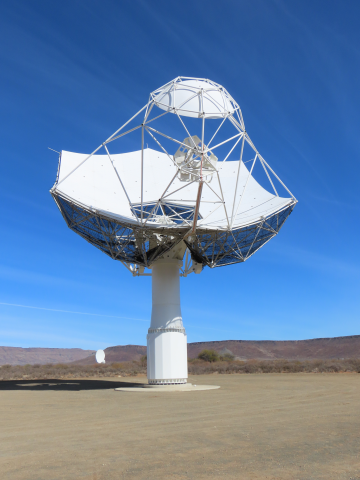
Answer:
0, 374, 359, 480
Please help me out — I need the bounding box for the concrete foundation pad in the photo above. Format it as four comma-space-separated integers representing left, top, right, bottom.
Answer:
114, 382, 220, 392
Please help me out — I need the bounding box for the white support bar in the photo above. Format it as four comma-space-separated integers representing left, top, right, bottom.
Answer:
207, 116, 227, 148
56, 143, 103, 187
222, 133, 243, 162
230, 134, 246, 225
103, 145, 138, 222
141, 126, 144, 222
208, 132, 242, 152
259, 156, 279, 197
104, 103, 148, 144
104, 124, 143, 144
232, 154, 258, 226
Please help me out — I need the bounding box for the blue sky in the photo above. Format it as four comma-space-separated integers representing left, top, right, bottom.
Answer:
0, 0, 359, 349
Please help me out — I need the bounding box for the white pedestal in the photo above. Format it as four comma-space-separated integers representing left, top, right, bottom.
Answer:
147, 257, 188, 385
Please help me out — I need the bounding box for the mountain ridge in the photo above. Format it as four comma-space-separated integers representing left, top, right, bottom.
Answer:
75, 335, 360, 365
1, 335, 359, 366
0, 347, 95, 366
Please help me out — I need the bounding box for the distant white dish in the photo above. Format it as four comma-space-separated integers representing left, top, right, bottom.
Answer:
95, 349, 105, 364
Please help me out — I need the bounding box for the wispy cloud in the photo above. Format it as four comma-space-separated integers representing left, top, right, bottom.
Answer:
0, 327, 112, 349
186, 323, 234, 334
265, 243, 360, 277
0, 302, 147, 322
305, 192, 360, 211
0, 190, 57, 216
0, 264, 125, 295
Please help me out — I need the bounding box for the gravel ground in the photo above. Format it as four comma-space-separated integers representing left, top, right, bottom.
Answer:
0, 373, 359, 479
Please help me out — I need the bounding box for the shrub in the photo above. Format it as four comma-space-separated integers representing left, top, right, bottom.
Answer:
111, 362, 124, 369
54, 363, 68, 369
197, 349, 220, 363
220, 353, 235, 361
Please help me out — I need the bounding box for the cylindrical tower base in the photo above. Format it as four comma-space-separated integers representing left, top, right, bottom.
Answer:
147, 257, 188, 385
147, 329, 187, 384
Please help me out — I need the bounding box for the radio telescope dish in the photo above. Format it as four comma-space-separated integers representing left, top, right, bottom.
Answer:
95, 349, 105, 364
51, 76, 297, 386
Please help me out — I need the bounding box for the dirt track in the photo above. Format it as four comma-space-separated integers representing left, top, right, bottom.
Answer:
1, 374, 359, 479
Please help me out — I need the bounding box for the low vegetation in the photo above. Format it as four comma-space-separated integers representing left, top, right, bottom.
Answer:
189, 357, 360, 375
0, 361, 146, 381
0, 357, 359, 381
197, 349, 220, 362
197, 349, 234, 362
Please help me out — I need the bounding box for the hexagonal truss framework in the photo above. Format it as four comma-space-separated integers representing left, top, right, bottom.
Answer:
52, 193, 294, 273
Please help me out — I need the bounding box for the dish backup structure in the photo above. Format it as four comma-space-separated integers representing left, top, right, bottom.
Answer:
51, 77, 297, 386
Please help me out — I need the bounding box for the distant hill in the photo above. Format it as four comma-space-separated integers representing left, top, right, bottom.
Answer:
0, 347, 95, 366
2, 335, 359, 366
187, 336, 360, 360
73, 335, 360, 365
73, 345, 147, 365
